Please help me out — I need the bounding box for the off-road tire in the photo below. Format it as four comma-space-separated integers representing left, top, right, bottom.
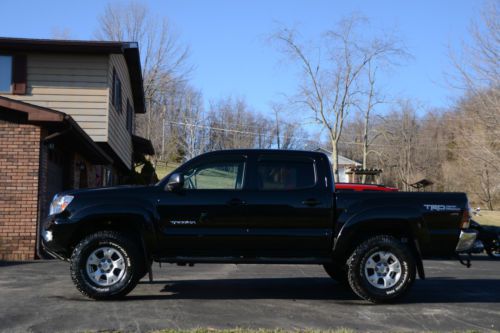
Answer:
70, 231, 144, 300
486, 248, 500, 259
347, 235, 416, 303
323, 262, 348, 284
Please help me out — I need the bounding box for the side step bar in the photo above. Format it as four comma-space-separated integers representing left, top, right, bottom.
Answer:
155, 256, 332, 265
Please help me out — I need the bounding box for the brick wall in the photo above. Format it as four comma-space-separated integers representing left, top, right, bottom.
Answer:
0, 119, 40, 260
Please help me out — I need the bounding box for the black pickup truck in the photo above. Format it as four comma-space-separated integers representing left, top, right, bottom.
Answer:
42, 149, 477, 303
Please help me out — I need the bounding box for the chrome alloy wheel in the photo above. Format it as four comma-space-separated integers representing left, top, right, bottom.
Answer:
489, 246, 500, 258
490, 238, 500, 257
86, 247, 126, 287
364, 251, 402, 289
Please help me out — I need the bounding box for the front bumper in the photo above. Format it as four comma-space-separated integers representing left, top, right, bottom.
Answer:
40, 215, 77, 260
455, 229, 478, 252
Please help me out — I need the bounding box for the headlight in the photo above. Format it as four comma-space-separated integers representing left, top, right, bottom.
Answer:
49, 195, 74, 215
42, 229, 53, 242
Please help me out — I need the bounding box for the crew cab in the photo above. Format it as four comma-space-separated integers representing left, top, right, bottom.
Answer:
42, 149, 477, 303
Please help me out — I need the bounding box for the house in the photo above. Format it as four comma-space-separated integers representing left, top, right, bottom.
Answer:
314, 147, 382, 183
314, 147, 361, 182
0, 37, 154, 260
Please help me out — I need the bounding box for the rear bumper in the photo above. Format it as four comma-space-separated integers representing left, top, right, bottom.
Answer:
455, 229, 478, 252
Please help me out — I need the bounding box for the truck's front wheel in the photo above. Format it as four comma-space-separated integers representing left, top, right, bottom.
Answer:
347, 235, 416, 303
70, 231, 143, 300
323, 263, 347, 284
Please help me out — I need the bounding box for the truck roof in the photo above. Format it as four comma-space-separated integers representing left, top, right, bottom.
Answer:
196, 149, 328, 158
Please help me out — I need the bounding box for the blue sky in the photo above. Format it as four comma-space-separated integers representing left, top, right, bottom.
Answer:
0, 0, 482, 117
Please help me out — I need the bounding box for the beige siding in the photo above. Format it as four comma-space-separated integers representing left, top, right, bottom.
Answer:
0, 52, 135, 169
0, 53, 109, 142
107, 54, 133, 168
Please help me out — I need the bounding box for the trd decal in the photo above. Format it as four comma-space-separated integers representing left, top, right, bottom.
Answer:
423, 204, 461, 212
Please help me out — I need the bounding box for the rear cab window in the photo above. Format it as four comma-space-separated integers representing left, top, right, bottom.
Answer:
256, 156, 316, 190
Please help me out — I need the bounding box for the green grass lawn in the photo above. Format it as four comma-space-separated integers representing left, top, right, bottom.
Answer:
147, 329, 487, 333
150, 330, 356, 333
155, 162, 181, 179
86, 329, 489, 333
473, 210, 500, 227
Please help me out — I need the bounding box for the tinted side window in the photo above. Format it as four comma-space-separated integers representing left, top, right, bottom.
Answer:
112, 68, 122, 113
183, 161, 245, 190
126, 100, 134, 133
257, 159, 315, 190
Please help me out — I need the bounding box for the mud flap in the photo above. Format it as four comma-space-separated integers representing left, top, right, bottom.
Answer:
148, 261, 153, 282
412, 238, 426, 279
457, 253, 472, 268
139, 234, 154, 282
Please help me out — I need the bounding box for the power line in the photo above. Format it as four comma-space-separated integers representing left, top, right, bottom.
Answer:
164, 120, 500, 152
165, 117, 499, 144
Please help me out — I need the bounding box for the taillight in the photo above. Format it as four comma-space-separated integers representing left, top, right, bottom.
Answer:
460, 207, 471, 229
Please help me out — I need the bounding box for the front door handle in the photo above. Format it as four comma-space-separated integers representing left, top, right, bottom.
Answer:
302, 199, 321, 207
226, 198, 246, 206
200, 212, 209, 223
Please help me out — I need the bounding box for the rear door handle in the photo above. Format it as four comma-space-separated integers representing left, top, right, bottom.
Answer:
226, 198, 246, 206
302, 199, 321, 207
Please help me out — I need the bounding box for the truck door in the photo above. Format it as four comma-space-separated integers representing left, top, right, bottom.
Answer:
243, 154, 334, 258
156, 154, 250, 257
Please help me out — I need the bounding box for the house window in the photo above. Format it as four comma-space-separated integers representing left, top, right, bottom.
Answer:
0, 55, 13, 93
126, 99, 134, 133
112, 68, 122, 113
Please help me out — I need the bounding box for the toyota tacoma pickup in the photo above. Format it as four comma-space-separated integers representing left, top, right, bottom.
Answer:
42, 149, 477, 303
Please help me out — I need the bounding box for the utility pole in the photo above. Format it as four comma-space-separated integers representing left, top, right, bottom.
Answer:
274, 106, 281, 149
161, 105, 166, 160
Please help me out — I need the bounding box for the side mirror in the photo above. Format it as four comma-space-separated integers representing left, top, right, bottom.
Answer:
166, 173, 184, 191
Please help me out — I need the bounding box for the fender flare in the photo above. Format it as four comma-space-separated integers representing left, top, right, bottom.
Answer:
333, 205, 426, 279
69, 202, 159, 254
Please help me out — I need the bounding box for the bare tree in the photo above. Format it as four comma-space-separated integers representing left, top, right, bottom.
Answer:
478, 165, 495, 210
449, 0, 499, 167
376, 101, 420, 191
272, 104, 283, 149
280, 122, 303, 150
451, 0, 499, 93
359, 60, 386, 183
273, 16, 407, 181
178, 88, 206, 160
51, 27, 72, 40
205, 97, 273, 150
447, 0, 500, 208
95, 1, 191, 145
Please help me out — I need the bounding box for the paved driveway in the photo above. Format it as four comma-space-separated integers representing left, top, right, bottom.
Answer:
0, 258, 499, 332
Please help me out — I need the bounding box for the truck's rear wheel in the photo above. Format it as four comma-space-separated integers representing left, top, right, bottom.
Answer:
486, 248, 500, 259
70, 231, 143, 300
347, 235, 416, 303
